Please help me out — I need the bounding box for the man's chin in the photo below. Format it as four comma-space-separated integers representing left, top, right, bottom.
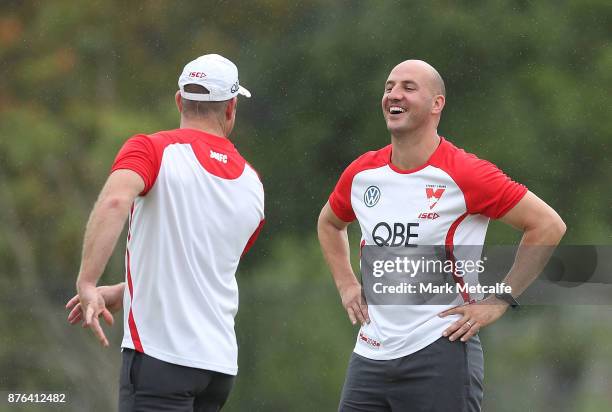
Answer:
386, 122, 409, 135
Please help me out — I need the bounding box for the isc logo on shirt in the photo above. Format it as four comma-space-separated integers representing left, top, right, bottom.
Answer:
210, 150, 228, 164
418, 212, 440, 220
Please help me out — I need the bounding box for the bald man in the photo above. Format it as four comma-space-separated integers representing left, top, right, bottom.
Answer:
318, 60, 565, 411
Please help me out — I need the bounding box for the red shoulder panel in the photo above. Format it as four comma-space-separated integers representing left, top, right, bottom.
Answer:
430, 139, 527, 219
328, 146, 391, 222
111, 129, 248, 195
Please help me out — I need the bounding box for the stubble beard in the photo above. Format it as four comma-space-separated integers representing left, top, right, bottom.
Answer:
386, 112, 423, 139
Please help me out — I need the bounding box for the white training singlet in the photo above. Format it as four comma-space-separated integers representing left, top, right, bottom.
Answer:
111, 128, 265, 375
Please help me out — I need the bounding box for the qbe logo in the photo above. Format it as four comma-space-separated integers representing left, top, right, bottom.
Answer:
364, 186, 381, 207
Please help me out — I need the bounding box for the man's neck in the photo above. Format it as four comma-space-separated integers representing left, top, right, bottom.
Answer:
390, 129, 440, 170
179, 118, 227, 138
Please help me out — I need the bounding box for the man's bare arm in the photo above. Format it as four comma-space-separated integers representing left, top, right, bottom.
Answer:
77, 170, 144, 288
440, 191, 566, 341
317, 202, 369, 325
75, 169, 144, 346
496, 190, 567, 296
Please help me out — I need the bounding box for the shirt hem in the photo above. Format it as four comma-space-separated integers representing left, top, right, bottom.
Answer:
495, 185, 528, 218
121, 342, 238, 376
352, 328, 448, 361
328, 195, 355, 222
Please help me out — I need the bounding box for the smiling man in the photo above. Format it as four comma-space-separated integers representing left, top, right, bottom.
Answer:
317, 60, 565, 411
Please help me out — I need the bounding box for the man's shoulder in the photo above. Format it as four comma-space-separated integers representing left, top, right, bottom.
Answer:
433, 137, 527, 217
143, 129, 183, 143
432, 137, 496, 176
342, 145, 392, 176
126, 129, 220, 151
120, 129, 176, 146
436, 137, 482, 161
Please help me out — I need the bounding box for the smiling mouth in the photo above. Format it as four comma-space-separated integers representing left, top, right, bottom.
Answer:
388, 106, 406, 114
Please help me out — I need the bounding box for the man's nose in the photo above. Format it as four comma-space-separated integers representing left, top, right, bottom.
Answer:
387, 86, 402, 101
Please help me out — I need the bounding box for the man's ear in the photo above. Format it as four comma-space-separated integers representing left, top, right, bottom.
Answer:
226, 97, 237, 120
432, 95, 445, 115
175, 90, 183, 113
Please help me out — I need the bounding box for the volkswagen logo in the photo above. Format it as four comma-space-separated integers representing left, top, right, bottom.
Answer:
364, 186, 381, 207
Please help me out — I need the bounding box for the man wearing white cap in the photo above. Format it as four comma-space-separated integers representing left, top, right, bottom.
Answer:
67, 54, 264, 411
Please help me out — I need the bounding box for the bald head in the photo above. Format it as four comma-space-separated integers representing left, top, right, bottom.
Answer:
382, 59, 447, 135
391, 60, 445, 98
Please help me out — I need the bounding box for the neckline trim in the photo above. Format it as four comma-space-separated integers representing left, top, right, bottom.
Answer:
387, 136, 445, 174
177, 128, 236, 150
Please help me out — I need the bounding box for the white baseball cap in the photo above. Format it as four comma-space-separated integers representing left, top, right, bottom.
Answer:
178, 54, 251, 101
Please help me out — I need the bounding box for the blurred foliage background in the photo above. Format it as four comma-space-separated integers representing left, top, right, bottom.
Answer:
0, 0, 610, 411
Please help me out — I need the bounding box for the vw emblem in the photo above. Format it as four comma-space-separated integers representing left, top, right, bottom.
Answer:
364, 186, 381, 207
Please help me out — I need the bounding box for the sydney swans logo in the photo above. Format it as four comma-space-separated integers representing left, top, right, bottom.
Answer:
425, 186, 445, 209
364, 186, 381, 207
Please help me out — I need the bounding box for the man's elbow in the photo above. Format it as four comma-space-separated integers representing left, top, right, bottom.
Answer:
540, 212, 566, 243
99, 195, 133, 213
553, 215, 567, 240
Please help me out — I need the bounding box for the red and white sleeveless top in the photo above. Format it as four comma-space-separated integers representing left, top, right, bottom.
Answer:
112, 128, 264, 375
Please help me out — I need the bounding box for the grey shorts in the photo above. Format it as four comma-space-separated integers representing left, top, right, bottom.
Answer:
119, 348, 235, 412
339, 336, 484, 412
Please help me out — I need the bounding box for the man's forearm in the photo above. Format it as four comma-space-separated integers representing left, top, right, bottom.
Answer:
502, 220, 566, 297
317, 221, 358, 293
318, 205, 370, 325
76, 195, 132, 291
